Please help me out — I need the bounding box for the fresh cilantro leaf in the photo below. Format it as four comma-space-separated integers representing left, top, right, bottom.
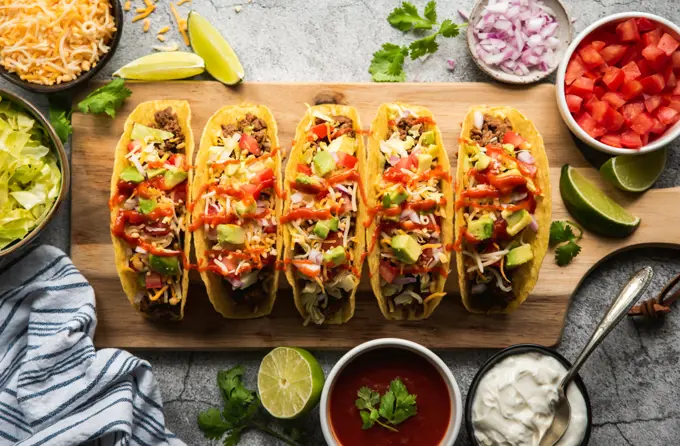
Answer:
423, 1, 437, 22
77, 78, 131, 118
555, 239, 582, 266
198, 407, 232, 439
48, 105, 72, 144
387, 1, 437, 32
439, 19, 463, 38
356, 386, 381, 409
378, 388, 396, 421
360, 408, 380, 429
409, 33, 439, 59
223, 427, 244, 446
550, 221, 573, 245
383, 379, 417, 425
369, 43, 408, 82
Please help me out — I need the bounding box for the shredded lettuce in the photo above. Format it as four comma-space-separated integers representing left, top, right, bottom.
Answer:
0, 98, 61, 250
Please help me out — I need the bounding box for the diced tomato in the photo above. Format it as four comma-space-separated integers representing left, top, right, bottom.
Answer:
127, 140, 143, 152
336, 151, 358, 169
641, 28, 662, 47
379, 261, 397, 283
566, 94, 583, 113
636, 58, 653, 77
665, 67, 677, 88
603, 66, 625, 90
621, 130, 643, 148
636, 18, 657, 32
322, 231, 344, 249
622, 102, 645, 124
501, 131, 526, 148
602, 92, 626, 109
297, 164, 312, 175
593, 86, 606, 99
590, 40, 607, 51
591, 100, 610, 123
622, 61, 642, 82
239, 133, 261, 156
579, 44, 606, 68
640, 74, 666, 94
641, 133, 650, 146
668, 100, 680, 112
658, 33, 680, 56
657, 106, 680, 125
649, 118, 667, 134
642, 44, 669, 70
145, 273, 163, 289
606, 109, 625, 131
616, 18, 640, 43
583, 94, 598, 113
567, 76, 595, 97
621, 80, 644, 100
565, 55, 587, 85
600, 44, 628, 65
170, 183, 187, 204
394, 153, 417, 170
600, 134, 623, 148
674, 83, 680, 95
630, 112, 656, 134
644, 94, 663, 113
576, 112, 607, 139
583, 71, 600, 81
492, 219, 509, 241
673, 51, 680, 70
619, 43, 642, 66
251, 167, 274, 184
309, 123, 330, 140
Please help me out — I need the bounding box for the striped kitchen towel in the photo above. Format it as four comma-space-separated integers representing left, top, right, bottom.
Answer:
0, 245, 185, 446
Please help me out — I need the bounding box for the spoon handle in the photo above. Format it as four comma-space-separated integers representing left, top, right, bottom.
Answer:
559, 266, 654, 390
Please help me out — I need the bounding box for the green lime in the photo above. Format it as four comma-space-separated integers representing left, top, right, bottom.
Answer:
599, 148, 667, 193
188, 11, 245, 85
560, 164, 640, 237
112, 52, 205, 80
257, 347, 324, 419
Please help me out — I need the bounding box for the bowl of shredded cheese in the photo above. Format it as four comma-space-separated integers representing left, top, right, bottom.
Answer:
0, 0, 123, 93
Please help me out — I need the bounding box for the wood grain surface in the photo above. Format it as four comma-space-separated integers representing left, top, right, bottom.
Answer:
71, 81, 680, 349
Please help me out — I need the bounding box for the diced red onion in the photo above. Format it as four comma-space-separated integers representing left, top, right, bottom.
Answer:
393, 277, 417, 285
401, 209, 420, 223
458, 9, 469, 21
517, 151, 535, 164
510, 191, 528, 202
291, 192, 304, 203
308, 250, 323, 265
447, 59, 456, 71
473, 111, 484, 129
529, 214, 539, 232
330, 152, 339, 163
334, 184, 351, 195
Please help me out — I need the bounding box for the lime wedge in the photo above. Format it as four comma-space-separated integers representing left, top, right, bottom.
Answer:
257, 347, 324, 419
560, 164, 640, 237
599, 148, 667, 193
113, 52, 205, 80
188, 11, 245, 85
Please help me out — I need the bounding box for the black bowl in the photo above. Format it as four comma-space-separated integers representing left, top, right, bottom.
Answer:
0, 0, 123, 94
465, 344, 592, 446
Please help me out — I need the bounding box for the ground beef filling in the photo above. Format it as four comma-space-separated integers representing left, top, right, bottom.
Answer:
312, 115, 356, 139
221, 113, 273, 153
470, 114, 513, 147
397, 115, 419, 140
153, 107, 185, 152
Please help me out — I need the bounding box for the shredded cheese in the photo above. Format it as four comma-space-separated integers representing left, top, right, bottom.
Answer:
157, 26, 170, 34
177, 0, 191, 4
150, 285, 169, 301
170, 2, 190, 46
157, 34, 166, 42
143, 18, 151, 32
124, 1, 131, 11
132, 3, 155, 22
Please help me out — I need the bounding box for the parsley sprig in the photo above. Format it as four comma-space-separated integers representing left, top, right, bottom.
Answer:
549, 220, 584, 266
197, 366, 303, 446
370, 1, 465, 82
77, 78, 132, 118
355, 378, 417, 432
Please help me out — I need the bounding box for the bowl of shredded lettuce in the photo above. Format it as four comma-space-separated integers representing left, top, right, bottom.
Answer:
0, 89, 69, 257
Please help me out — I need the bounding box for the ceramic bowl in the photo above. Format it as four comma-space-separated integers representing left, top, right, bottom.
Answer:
466, 0, 574, 84
319, 338, 463, 446
555, 12, 680, 155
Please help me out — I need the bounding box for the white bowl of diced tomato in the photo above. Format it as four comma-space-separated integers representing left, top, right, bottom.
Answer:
556, 12, 680, 154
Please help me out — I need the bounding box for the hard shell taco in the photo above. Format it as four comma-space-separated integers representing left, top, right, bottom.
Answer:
282, 104, 367, 325
456, 106, 551, 313
366, 103, 454, 320
191, 105, 282, 318
109, 100, 194, 320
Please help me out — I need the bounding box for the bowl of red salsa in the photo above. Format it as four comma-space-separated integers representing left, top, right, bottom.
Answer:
556, 12, 680, 154
320, 338, 462, 446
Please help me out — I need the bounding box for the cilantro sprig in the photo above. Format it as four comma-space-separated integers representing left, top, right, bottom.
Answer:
355, 378, 417, 432
549, 221, 584, 266
77, 78, 132, 118
197, 366, 303, 446
370, 1, 465, 82
48, 95, 72, 144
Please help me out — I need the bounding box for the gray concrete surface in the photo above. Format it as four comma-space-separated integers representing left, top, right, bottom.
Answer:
2, 0, 680, 444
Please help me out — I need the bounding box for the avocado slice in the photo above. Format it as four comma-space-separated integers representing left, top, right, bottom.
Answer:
313, 150, 336, 177
417, 153, 433, 173
419, 131, 435, 146
147, 167, 166, 179
138, 197, 157, 215
382, 187, 408, 208
468, 215, 494, 241
148, 254, 180, 276
502, 209, 533, 236
295, 173, 321, 188
323, 246, 347, 266
164, 168, 187, 189
505, 244, 533, 268
313, 220, 331, 239
390, 234, 422, 265
327, 135, 356, 155
217, 224, 246, 245
120, 165, 144, 183
234, 200, 256, 217
475, 153, 491, 171
329, 216, 339, 231
131, 123, 173, 142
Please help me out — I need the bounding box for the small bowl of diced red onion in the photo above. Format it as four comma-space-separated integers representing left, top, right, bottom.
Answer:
556, 13, 680, 155
466, 0, 574, 84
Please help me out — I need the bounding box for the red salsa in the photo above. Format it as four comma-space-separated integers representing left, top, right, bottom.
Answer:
329, 348, 451, 446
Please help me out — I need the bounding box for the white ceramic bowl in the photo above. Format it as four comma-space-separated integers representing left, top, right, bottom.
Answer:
556, 12, 680, 155
319, 338, 463, 446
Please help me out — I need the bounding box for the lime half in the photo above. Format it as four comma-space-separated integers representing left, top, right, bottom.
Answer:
113, 52, 205, 80
560, 164, 640, 237
188, 11, 245, 85
257, 347, 324, 419
600, 148, 667, 193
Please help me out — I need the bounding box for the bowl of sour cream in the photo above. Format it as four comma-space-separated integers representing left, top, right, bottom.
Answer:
466, 344, 592, 446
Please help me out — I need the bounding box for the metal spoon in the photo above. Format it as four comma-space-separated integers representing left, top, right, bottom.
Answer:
539, 266, 654, 446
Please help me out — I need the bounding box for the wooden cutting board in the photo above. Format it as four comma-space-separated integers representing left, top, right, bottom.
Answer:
71, 81, 680, 349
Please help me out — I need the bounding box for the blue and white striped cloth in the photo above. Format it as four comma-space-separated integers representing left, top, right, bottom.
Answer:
0, 246, 185, 446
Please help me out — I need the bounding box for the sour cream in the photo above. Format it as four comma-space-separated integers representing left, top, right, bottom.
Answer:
472, 352, 588, 446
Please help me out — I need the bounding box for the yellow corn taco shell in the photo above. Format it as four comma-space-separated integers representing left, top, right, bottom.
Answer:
367, 103, 454, 320
192, 104, 282, 318
457, 105, 551, 314
109, 100, 194, 320
282, 104, 367, 325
